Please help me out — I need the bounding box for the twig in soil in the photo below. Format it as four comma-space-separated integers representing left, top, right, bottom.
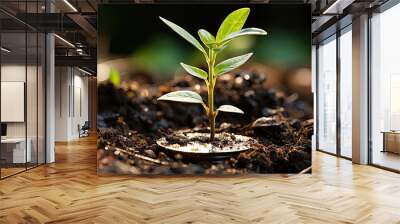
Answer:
114, 147, 170, 166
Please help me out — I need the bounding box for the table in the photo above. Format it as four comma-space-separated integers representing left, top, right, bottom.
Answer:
1, 138, 31, 163
382, 131, 400, 154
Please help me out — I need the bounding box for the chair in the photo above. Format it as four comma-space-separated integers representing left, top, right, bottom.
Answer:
78, 121, 90, 138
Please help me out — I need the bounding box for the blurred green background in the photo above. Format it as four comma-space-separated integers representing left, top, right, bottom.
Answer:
98, 4, 311, 83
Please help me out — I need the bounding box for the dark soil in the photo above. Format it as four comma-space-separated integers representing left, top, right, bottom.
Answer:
97, 71, 313, 175
164, 130, 244, 147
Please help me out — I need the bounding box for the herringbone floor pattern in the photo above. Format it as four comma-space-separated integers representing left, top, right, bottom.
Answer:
1, 136, 400, 224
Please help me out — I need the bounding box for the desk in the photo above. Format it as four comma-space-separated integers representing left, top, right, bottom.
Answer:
1, 138, 31, 163
382, 131, 400, 154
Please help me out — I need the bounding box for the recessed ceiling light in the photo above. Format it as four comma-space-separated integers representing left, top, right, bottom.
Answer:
1, 47, 11, 53
78, 67, 93, 76
54, 34, 75, 48
63, 0, 78, 12
323, 0, 353, 15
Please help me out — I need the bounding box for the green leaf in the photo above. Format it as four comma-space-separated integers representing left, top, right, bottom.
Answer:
216, 8, 250, 43
215, 53, 253, 76
157, 90, 204, 104
180, 63, 208, 80
108, 68, 120, 86
221, 27, 267, 43
217, 105, 244, 114
198, 29, 216, 46
159, 17, 206, 55
212, 42, 229, 53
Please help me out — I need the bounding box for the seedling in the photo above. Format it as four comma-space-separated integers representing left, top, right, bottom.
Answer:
157, 8, 267, 141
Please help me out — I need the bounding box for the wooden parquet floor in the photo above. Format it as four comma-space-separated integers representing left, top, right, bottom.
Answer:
1, 136, 400, 224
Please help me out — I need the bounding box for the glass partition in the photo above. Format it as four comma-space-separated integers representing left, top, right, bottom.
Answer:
317, 35, 337, 154
1, 30, 28, 177
38, 32, 45, 165
339, 27, 352, 158
370, 3, 400, 171
27, 29, 38, 169
0, 2, 46, 179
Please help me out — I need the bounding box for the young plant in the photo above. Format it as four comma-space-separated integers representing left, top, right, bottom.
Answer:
157, 8, 267, 141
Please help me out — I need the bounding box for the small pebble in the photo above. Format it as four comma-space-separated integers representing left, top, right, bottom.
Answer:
144, 149, 156, 158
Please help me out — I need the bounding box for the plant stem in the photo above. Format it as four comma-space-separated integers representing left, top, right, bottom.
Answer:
208, 83, 215, 141
207, 49, 216, 141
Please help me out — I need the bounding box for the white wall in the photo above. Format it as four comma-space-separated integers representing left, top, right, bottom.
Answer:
1, 65, 30, 138
55, 67, 89, 141
72, 73, 89, 138
55, 66, 69, 141
1, 63, 46, 164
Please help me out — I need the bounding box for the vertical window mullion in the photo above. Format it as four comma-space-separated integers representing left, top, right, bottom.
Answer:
316, 44, 320, 151
367, 11, 373, 165
25, 0, 28, 171
336, 29, 341, 157
36, 0, 39, 167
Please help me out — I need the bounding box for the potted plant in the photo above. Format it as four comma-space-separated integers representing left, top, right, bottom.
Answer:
157, 8, 267, 155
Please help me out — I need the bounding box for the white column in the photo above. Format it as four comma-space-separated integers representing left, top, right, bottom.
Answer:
54, 67, 73, 141
45, 0, 56, 163
46, 32, 55, 163
352, 14, 369, 164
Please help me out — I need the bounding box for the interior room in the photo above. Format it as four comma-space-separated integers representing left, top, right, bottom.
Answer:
0, 0, 96, 179
54, 66, 91, 142
0, 0, 400, 223
0, 12, 46, 178
370, 2, 400, 171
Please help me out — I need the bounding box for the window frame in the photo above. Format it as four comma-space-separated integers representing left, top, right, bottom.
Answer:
315, 23, 353, 160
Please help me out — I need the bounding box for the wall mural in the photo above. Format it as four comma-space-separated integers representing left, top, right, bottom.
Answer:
97, 4, 313, 175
